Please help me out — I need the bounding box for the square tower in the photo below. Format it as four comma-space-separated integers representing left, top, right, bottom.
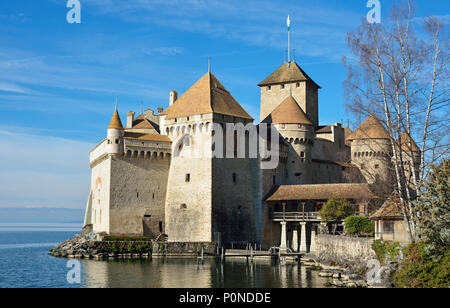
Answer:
258, 61, 320, 128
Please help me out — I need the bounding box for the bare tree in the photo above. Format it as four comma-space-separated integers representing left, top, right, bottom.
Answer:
343, 0, 449, 242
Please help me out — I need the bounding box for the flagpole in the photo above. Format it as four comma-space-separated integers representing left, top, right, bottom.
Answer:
288, 28, 290, 63
287, 15, 291, 64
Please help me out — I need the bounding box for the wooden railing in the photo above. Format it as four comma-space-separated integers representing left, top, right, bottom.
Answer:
273, 212, 321, 221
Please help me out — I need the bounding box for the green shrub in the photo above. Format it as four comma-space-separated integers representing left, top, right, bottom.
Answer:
319, 198, 355, 234
103, 235, 151, 242
372, 240, 400, 264
345, 216, 374, 236
394, 243, 450, 288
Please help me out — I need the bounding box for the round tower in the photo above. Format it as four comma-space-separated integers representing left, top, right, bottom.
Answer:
266, 96, 314, 184
106, 105, 124, 156
347, 115, 392, 185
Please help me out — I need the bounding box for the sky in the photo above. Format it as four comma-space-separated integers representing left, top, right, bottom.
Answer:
0, 0, 448, 209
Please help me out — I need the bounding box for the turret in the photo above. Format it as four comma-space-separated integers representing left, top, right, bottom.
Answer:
347, 115, 392, 185
263, 95, 314, 184
106, 105, 124, 156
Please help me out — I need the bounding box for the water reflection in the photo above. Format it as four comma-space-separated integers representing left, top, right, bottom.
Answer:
81, 258, 329, 288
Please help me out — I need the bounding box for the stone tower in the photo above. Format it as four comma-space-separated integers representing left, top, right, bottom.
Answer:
262, 95, 314, 184
347, 115, 393, 187
163, 72, 261, 245
258, 61, 320, 128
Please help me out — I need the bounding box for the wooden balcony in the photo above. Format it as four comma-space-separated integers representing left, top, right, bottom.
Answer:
273, 212, 321, 222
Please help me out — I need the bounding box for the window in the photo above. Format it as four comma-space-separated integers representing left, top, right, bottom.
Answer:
268, 86, 272, 91
375, 164, 379, 169
115, 139, 119, 144
159, 222, 163, 233
137, 192, 139, 198
144, 214, 152, 218
298, 124, 302, 128
296, 83, 300, 88
273, 176, 276, 185
180, 204, 187, 209
185, 174, 190, 182
232, 173, 237, 183
187, 117, 190, 121
384, 221, 394, 233
281, 124, 286, 129
295, 173, 301, 177
281, 84, 285, 89
361, 164, 365, 170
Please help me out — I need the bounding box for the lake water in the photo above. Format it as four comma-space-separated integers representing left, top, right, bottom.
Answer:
0, 229, 329, 288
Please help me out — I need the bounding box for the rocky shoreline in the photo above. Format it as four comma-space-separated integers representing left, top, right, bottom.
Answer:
50, 234, 154, 259
50, 234, 216, 260
301, 255, 398, 288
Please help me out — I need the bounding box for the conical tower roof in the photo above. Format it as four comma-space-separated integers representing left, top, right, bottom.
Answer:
399, 132, 420, 153
165, 73, 253, 120
263, 96, 312, 125
347, 115, 390, 141
108, 109, 123, 129
258, 61, 320, 88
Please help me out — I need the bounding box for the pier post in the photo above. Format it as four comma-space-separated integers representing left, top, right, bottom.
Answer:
292, 227, 299, 252
309, 224, 317, 253
300, 222, 307, 253
280, 221, 287, 251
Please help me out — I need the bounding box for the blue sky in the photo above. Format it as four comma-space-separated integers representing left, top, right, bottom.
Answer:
0, 0, 448, 209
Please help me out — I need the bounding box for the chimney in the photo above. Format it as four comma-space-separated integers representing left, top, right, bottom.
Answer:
126, 111, 135, 129
169, 91, 178, 106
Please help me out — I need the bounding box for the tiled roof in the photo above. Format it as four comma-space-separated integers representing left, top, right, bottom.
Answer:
370, 196, 406, 220
132, 114, 156, 130
108, 110, 123, 129
263, 96, 312, 125
164, 73, 253, 120
124, 132, 171, 142
346, 115, 390, 141
266, 183, 377, 201
258, 61, 320, 88
399, 132, 420, 153
316, 126, 332, 134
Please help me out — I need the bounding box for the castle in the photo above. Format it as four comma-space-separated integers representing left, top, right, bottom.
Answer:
83, 59, 420, 250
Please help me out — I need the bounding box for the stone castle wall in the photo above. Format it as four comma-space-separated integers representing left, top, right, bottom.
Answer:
90, 156, 111, 234
109, 155, 169, 237
313, 234, 376, 270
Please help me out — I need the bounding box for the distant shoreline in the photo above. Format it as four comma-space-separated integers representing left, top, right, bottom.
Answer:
0, 222, 82, 232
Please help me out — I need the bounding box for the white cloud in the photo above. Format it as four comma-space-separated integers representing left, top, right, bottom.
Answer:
0, 129, 94, 208
0, 82, 29, 94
